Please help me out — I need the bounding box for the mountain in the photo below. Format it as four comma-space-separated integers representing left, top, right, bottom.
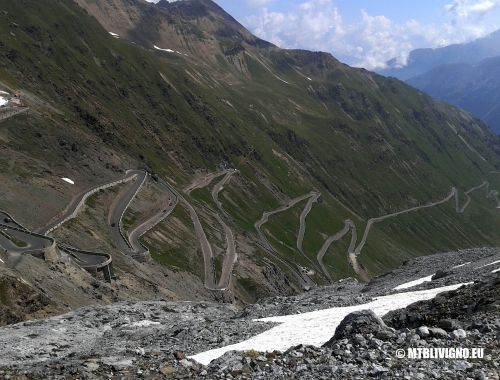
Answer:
407, 56, 500, 134
1, 0, 500, 320
380, 29, 500, 80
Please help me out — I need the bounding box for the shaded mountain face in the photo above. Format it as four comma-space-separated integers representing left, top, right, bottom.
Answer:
407, 56, 500, 134
1, 0, 500, 311
380, 29, 500, 80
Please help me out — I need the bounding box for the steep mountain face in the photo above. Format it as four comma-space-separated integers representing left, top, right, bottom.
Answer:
380, 29, 500, 80
1, 0, 500, 318
75, 0, 274, 67
407, 56, 500, 134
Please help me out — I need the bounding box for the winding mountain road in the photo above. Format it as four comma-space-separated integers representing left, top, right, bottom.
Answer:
352, 187, 457, 256
454, 181, 489, 214
41, 170, 140, 235
254, 192, 322, 289
184, 170, 230, 195
315, 181, 499, 280
211, 170, 239, 289
127, 177, 179, 255
107, 171, 148, 252
296, 192, 321, 254
0, 224, 53, 254
177, 169, 239, 290
316, 220, 356, 281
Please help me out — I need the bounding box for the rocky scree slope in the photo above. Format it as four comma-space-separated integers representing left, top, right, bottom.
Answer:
0, 248, 498, 379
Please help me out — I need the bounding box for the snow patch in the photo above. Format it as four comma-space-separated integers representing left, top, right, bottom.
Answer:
492, 268, 500, 274
0, 96, 7, 107
154, 45, 188, 56
0, 257, 4, 264
61, 178, 75, 185
190, 283, 471, 365
393, 274, 434, 290
452, 262, 471, 269
306, 77, 312, 81
109, 32, 119, 38
129, 320, 161, 328
476, 260, 500, 269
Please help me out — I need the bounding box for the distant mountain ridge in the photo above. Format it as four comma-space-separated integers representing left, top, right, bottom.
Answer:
380, 29, 500, 133
407, 56, 500, 133
380, 29, 500, 80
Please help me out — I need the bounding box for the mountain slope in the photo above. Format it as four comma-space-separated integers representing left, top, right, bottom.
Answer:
380, 29, 500, 80
0, 0, 500, 312
407, 56, 500, 134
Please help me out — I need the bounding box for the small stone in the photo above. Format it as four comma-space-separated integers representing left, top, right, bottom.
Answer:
174, 351, 185, 361
417, 326, 430, 338
180, 359, 192, 368
451, 329, 467, 339
84, 362, 100, 372
437, 319, 461, 332
159, 367, 176, 375
296, 364, 308, 371
474, 370, 487, 380
428, 327, 448, 338
369, 364, 389, 376
353, 333, 367, 346
452, 361, 472, 371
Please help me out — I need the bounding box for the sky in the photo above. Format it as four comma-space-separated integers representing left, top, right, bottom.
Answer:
155, 0, 500, 70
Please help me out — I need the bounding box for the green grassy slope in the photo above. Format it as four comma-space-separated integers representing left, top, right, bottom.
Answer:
0, 0, 500, 294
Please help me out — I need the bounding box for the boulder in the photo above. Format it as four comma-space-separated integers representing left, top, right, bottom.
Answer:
432, 270, 450, 280
323, 310, 390, 347
428, 327, 448, 338
438, 319, 461, 331
417, 326, 430, 338
451, 329, 467, 339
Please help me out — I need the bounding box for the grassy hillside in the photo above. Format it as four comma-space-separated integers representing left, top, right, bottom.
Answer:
0, 0, 500, 299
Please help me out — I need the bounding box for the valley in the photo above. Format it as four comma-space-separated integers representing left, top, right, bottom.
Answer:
0, 0, 498, 335
0, 0, 499, 378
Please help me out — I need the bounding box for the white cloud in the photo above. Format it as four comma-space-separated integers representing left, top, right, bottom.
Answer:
246, 0, 275, 8
243, 0, 500, 70
446, 0, 500, 17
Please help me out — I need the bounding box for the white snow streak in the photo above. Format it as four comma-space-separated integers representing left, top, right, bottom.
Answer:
491, 268, 500, 274
452, 262, 471, 269
61, 178, 75, 185
393, 274, 434, 290
129, 320, 160, 328
0, 96, 7, 107
190, 283, 471, 365
109, 32, 119, 38
476, 260, 500, 269
153, 45, 188, 56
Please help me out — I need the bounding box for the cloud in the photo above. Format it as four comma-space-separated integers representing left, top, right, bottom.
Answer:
243, 0, 500, 70
446, 0, 500, 17
246, 0, 275, 8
